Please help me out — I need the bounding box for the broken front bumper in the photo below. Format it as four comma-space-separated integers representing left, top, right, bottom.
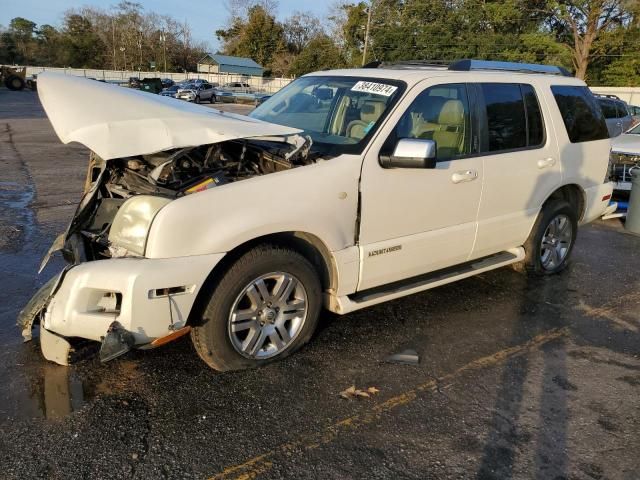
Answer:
40, 253, 224, 363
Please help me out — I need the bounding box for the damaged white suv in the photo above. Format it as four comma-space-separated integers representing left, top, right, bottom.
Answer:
20, 61, 614, 370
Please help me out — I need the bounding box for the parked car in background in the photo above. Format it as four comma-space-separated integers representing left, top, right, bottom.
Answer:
24, 62, 613, 371
140, 77, 163, 94
161, 78, 174, 88
610, 122, 640, 193
595, 95, 634, 137
176, 82, 216, 103
222, 81, 255, 93
128, 77, 141, 89
628, 104, 640, 125
159, 84, 181, 98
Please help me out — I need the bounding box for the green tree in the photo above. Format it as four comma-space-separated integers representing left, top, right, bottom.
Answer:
548, 0, 632, 80
217, 5, 286, 72
9, 17, 37, 62
57, 14, 105, 68
290, 34, 347, 76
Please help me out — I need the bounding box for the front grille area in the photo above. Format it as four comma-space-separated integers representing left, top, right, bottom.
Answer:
610, 152, 640, 186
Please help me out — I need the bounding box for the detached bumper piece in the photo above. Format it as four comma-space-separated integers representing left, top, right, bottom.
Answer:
99, 321, 135, 363
40, 327, 74, 366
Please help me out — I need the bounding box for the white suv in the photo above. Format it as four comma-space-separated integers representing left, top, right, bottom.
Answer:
21, 62, 613, 370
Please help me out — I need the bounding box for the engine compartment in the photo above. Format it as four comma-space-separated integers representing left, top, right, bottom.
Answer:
65, 136, 315, 262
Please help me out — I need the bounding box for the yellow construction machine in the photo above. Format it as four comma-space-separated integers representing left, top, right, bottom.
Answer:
0, 66, 27, 90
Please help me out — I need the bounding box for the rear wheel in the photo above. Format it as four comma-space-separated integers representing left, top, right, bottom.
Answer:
191, 245, 322, 371
522, 199, 577, 275
210, 94, 216, 104
195, 95, 200, 104
5, 75, 25, 91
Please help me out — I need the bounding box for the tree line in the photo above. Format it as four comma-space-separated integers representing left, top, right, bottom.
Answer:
1, 0, 639, 85
0, 1, 207, 73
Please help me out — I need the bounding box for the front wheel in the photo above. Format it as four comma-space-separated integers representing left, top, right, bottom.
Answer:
195, 95, 200, 104
191, 245, 322, 371
210, 94, 216, 104
522, 199, 577, 275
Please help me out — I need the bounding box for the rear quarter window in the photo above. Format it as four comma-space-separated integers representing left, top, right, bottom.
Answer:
551, 86, 609, 143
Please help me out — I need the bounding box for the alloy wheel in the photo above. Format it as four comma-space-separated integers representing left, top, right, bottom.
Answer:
228, 272, 308, 359
540, 213, 573, 270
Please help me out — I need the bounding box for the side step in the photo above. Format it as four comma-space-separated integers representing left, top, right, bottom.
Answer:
328, 247, 525, 314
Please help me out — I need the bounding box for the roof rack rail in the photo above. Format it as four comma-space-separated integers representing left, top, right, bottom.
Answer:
593, 93, 621, 100
448, 59, 572, 77
383, 60, 449, 70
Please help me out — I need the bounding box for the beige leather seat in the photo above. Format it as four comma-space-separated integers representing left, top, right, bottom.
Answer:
346, 100, 386, 140
409, 96, 447, 139
433, 99, 465, 159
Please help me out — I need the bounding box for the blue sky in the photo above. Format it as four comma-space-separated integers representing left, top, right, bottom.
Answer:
0, 0, 332, 50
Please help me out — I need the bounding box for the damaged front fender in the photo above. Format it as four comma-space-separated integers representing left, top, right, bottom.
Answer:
17, 269, 68, 342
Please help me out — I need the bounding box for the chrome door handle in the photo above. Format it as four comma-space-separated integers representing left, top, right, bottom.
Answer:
537, 157, 556, 169
451, 170, 478, 183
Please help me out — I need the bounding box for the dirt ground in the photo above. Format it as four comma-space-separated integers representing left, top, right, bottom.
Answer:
0, 88, 639, 480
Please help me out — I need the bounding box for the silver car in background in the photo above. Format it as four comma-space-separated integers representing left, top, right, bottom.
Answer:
596, 95, 634, 137
610, 123, 640, 192
176, 82, 217, 103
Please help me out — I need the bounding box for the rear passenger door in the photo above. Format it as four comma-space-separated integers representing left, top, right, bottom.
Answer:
471, 82, 561, 259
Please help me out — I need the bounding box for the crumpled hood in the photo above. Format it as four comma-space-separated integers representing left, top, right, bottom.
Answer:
612, 133, 640, 155
37, 72, 301, 160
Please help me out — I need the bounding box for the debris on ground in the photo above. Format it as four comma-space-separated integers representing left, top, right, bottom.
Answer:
385, 348, 420, 365
340, 386, 380, 400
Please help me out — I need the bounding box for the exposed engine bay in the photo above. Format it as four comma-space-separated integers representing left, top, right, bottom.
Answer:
57, 136, 315, 265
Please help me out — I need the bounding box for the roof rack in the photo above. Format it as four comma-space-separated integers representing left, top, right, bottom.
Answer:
381, 60, 449, 71
593, 93, 621, 100
448, 59, 572, 77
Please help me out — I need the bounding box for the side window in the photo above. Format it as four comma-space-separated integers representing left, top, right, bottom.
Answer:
522, 85, 544, 147
599, 100, 617, 119
615, 101, 628, 118
551, 86, 609, 142
395, 83, 472, 161
480, 83, 527, 151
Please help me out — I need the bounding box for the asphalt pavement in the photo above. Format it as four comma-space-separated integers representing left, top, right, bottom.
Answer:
0, 88, 639, 480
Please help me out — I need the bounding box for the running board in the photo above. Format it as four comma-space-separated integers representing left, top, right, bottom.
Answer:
327, 247, 525, 315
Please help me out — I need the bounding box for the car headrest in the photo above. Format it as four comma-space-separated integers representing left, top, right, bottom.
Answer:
360, 100, 386, 123
438, 100, 464, 125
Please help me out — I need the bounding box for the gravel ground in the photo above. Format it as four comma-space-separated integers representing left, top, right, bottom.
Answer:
0, 88, 638, 480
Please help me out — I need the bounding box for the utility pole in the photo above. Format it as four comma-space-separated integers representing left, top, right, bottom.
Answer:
362, 1, 373, 66
160, 30, 167, 72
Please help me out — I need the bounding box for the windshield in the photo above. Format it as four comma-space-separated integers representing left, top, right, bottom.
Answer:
250, 76, 405, 155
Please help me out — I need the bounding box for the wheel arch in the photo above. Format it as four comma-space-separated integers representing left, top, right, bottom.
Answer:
543, 183, 586, 221
187, 231, 336, 326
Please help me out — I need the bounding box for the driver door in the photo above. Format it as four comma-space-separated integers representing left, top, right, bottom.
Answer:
357, 80, 483, 291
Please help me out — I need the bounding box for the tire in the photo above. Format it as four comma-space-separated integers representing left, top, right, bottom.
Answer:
210, 94, 216, 104
195, 95, 200, 104
5, 75, 25, 91
191, 245, 322, 371
522, 199, 577, 275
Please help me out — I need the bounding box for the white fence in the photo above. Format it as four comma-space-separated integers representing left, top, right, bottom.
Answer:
20, 66, 293, 94
591, 87, 640, 106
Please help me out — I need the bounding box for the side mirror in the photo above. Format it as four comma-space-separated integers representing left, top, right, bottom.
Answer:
380, 138, 437, 169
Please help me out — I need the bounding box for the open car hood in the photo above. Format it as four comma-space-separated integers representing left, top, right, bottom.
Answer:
37, 72, 301, 160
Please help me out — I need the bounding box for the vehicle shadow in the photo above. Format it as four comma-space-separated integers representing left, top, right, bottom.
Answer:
475, 136, 592, 479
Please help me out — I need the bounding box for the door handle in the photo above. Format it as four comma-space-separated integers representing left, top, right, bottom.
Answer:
451, 170, 478, 184
537, 157, 556, 169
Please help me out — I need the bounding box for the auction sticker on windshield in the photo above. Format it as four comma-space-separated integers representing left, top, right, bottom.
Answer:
351, 81, 398, 97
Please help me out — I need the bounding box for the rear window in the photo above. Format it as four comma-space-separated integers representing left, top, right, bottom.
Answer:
615, 101, 628, 118
599, 99, 617, 119
551, 86, 609, 143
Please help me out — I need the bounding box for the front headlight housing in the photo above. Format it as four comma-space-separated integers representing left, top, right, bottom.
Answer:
108, 195, 172, 256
